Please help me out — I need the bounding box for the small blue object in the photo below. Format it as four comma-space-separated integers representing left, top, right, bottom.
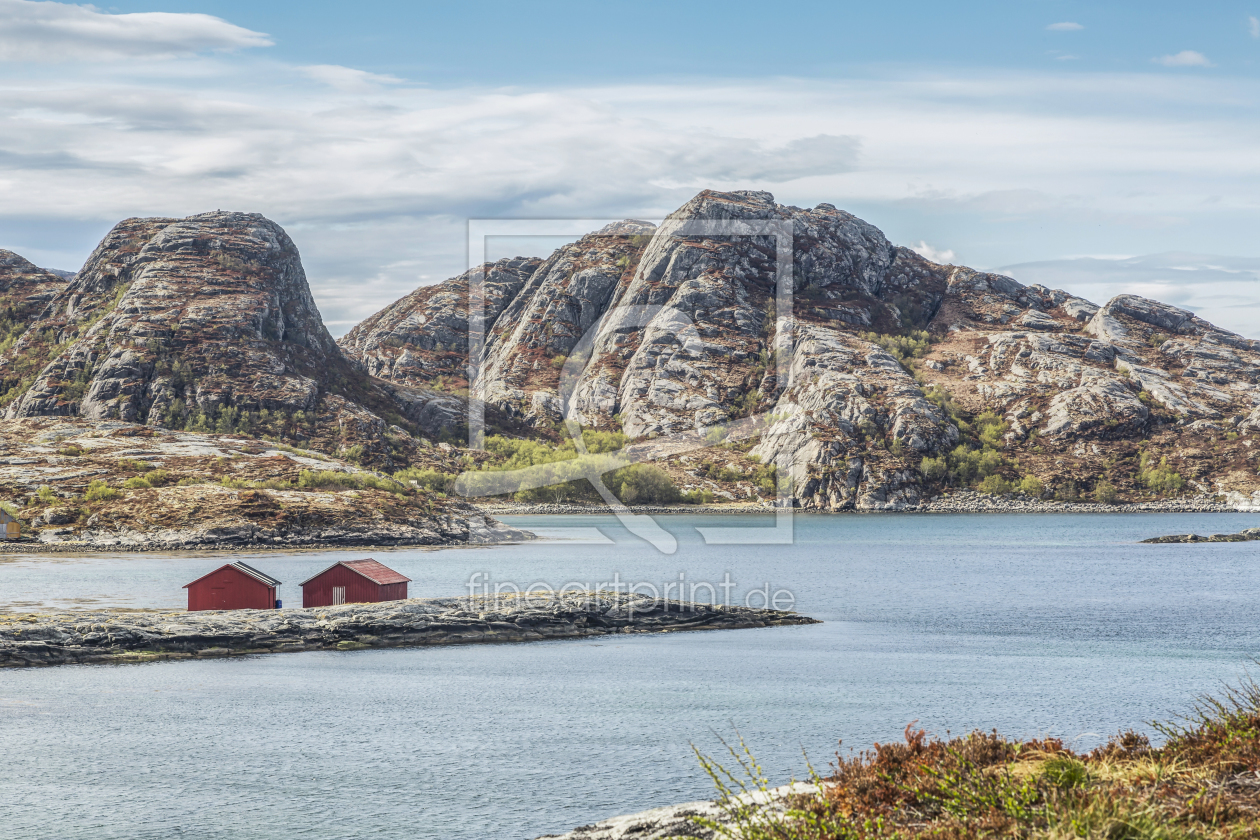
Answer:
275, 599, 283, 609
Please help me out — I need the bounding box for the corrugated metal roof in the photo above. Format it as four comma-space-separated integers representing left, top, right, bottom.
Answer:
183, 562, 283, 589
299, 558, 411, 586
231, 562, 283, 587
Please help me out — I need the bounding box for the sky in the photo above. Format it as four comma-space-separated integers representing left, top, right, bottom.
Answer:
0, 0, 1258, 336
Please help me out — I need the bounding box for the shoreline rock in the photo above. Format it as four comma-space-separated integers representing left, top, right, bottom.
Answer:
0, 512, 531, 554
480, 491, 1243, 517
0, 592, 820, 668
534, 783, 815, 840
1141, 528, 1260, 544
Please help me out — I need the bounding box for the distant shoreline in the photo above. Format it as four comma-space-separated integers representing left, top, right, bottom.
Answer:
0, 495, 1251, 554
483, 492, 1247, 516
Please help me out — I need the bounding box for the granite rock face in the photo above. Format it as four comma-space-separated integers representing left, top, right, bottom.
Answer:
338, 256, 542, 390
343, 189, 1260, 510
0, 249, 71, 324
0, 213, 462, 465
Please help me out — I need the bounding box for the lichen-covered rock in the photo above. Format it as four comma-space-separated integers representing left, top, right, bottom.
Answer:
337, 256, 541, 389
0, 213, 464, 466
751, 326, 956, 510
339, 188, 1260, 511
480, 224, 652, 426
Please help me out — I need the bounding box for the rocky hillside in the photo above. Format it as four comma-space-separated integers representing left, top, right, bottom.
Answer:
343, 189, 1260, 511
4, 195, 1256, 514
0, 417, 520, 549
0, 213, 463, 469
339, 256, 542, 392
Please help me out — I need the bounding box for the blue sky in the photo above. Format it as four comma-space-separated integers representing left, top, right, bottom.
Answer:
1, 0, 1258, 335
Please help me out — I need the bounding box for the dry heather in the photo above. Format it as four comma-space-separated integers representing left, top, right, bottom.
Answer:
698, 679, 1260, 840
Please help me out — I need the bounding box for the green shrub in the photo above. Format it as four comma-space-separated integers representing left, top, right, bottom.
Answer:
948, 444, 1005, 485
297, 469, 403, 493
975, 411, 1009, 448
117, 458, 153, 472
123, 476, 152, 490
394, 468, 457, 494
1039, 755, 1090, 789
58, 445, 85, 457
862, 330, 931, 364
1092, 480, 1119, 504
146, 470, 171, 487
978, 474, 1014, 495
1018, 475, 1044, 497
85, 480, 121, 502
1138, 452, 1186, 496
920, 455, 947, 481
35, 485, 57, 504
608, 464, 680, 505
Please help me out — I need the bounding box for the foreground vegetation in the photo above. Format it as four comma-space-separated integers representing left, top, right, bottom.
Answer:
698, 677, 1260, 839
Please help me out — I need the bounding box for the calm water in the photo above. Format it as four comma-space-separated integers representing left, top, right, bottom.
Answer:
2, 512, 1259, 840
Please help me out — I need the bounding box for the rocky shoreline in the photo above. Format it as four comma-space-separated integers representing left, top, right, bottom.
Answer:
0, 512, 531, 554
0, 592, 820, 668
534, 783, 815, 840
482, 491, 1244, 517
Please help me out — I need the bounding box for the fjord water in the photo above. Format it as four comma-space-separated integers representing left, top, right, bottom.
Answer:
2, 513, 1259, 840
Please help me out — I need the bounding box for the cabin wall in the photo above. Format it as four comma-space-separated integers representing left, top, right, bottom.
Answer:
303, 566, 403, 607
187, 567, 276, 611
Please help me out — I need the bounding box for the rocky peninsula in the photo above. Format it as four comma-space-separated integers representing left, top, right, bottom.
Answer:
0, 592, 819, 668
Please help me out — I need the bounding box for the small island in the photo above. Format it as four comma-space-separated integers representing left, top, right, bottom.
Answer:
0, 592, 819, 668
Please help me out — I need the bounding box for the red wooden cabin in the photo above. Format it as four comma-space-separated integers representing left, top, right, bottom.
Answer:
300, 559, 410, 607
184, 562, 282, 612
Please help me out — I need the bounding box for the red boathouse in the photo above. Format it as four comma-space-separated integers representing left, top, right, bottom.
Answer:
300, 559, 410, 608
184, 562, 282, 612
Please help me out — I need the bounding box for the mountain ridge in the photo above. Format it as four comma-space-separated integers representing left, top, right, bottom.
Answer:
4, 190, 1258, 513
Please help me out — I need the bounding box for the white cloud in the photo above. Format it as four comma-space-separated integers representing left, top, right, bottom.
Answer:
999, 252, 1260, 337
301, 65, 404, 92
911, 241, 957, 264
0, 54, 1259, 332
0, 0, 271, 62
1046, 22, 1084, 31
1250, 16, 1260, 38
1155, 50, 1214, 67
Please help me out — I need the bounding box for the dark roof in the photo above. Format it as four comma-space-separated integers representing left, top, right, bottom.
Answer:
184, 562, 283, 589
300, 558, 411, 587
231, 562, 283, 587
0, 510, 16, 524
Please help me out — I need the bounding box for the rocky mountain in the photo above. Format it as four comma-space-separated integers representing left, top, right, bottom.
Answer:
0, 213, 463, 468
344, 189, 1260, 510
1, 249, 74, 387
4, 194, 1256, 513
338, 256, 542, 391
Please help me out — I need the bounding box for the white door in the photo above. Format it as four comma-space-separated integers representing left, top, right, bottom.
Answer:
332, 586, 346, 605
